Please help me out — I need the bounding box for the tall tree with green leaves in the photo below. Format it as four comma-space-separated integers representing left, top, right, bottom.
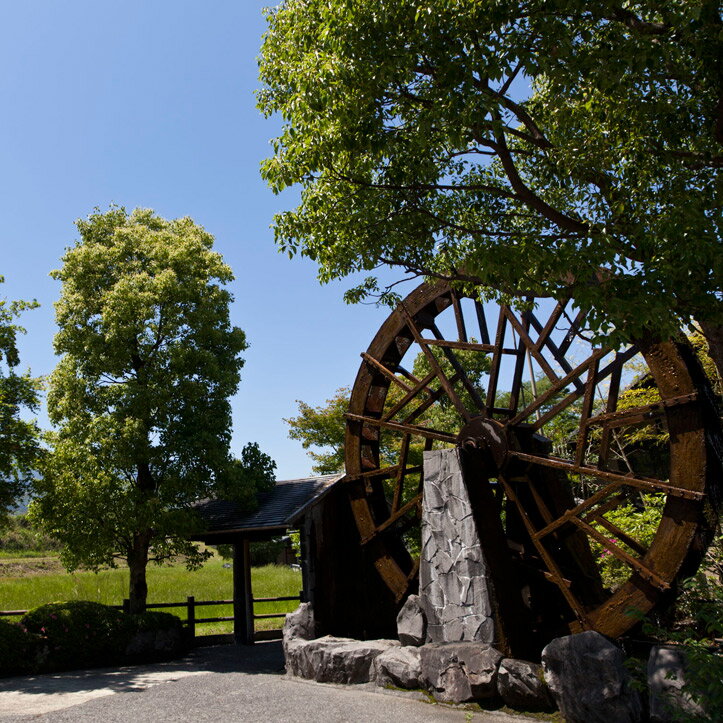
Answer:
0, 279, 40, 524
258, 1, 723, 370
30, 207, 274, 612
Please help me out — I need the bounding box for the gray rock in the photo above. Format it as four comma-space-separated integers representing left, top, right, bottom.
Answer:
648, 645, 705, 722
396, 594, 426, 646
283, 602, 315, 645
419, 449, 495, 644
285, 635, 399, 684
374, 646, 422, 689
542, 631, 642, 723
497, 658, 554, 711
420, 641, 503, 703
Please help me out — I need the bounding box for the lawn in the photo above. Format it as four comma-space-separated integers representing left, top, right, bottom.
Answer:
0, 557, 303, 636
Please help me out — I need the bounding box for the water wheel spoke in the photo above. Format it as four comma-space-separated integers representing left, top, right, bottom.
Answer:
568, 517, 669, 590
406, 556, 421, 584
527, 310, 580, 389
399, 305, 472, 423
345, 412, 457, 444
382, 370, 438, 422
582, 511, 648, 557
507, 311, 531, 413
401, 370, 463, 424
534, 482, 626, 541
345, 462, 423, 482
361, 352, 416, 394
486, 306, 508, 413
526, 478, 554, 526
510, 451, 705, 501
575, 357, 601, 467
527, 347, 639, 431
392, 434, 411, 513
427, 321, 486, 412
584, 493, 628, 519
396, 364, 434, 394
360, 492, 423, 545
509, 347, 608, 426
474, 299, 491, 344
503, 307, 560, 385
586, 392, 698, 429
532, 301, 568, 353
421, 338, 496, 353
558, 308, 587, 356
499, 474, 590, 625
450, 291, 468, 342
517, 466, 608, 607
598, 363, 622, 469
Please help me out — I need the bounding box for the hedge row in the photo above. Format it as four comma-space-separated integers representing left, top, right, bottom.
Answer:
0, 600, 186, 677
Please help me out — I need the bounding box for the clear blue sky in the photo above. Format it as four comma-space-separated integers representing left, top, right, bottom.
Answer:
1, 1, 404, 479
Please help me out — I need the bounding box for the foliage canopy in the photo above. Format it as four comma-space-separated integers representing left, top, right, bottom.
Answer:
259, 0, 722, 345
30, 207, 273, 611
0, 279, 40, 524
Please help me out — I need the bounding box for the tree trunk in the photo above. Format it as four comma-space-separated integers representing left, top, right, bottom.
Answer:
127, 530, 151, 614
698, 320, 723, 384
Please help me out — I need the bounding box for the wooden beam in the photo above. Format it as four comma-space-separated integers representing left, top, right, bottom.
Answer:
233, 538, 255, 645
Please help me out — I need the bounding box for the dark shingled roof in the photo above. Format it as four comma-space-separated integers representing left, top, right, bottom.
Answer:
194, 473, 343, 536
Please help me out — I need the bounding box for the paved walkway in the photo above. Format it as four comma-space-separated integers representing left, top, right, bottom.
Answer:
0, 642, 535, 722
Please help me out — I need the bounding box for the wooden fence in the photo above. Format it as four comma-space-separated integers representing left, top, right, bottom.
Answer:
0, 594, 300, 644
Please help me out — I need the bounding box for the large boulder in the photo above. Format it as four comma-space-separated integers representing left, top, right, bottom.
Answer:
420, 641, 503, 703
374, 646, 422, 689
542, 631, 642, 723
396, 594, 426, 646
648, 645, 705, 722
497, 658, 554, 711
285, 635, 399, 684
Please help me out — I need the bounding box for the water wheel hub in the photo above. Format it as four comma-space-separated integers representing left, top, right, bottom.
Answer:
457, 416, 511, 473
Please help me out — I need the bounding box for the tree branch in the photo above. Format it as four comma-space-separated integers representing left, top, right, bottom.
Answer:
490, 114, 591, 234
608, 8, 670, 36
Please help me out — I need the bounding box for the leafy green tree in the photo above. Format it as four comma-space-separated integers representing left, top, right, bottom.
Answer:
30, 207, 273, 613
0, 279, 41, 524
259, 1, 723, 370
286, 388, 349, 474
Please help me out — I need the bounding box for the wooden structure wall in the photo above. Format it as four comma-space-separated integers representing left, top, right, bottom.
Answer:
299, 482, 399, 640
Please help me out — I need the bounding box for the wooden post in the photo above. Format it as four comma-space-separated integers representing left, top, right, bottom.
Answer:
233, 538, 254, 645
187, 595, 196, 641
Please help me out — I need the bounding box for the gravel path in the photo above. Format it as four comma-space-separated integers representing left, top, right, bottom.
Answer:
0, 642, 535, 723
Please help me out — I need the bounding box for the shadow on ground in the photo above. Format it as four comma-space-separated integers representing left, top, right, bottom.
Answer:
0, 641, 285, 699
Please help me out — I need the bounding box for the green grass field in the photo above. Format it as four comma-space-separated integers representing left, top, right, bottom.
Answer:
0, 558, 302, 636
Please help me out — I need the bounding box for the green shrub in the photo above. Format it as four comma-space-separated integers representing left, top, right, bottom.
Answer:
128, 610, 183, 634
0, 619, 41, 676
124, 610, 186, 662
21, 601, 129, 671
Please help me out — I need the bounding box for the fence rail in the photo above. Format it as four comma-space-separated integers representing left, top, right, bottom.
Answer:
0, 593, 300, 644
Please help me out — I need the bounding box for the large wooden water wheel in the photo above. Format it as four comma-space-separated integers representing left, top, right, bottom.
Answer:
344, 281, 720, 655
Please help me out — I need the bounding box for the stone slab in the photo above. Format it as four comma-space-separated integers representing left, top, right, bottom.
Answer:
420, 448, 494, 644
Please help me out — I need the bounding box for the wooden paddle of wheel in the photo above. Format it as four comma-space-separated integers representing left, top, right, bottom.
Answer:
344, 281, 720, 656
